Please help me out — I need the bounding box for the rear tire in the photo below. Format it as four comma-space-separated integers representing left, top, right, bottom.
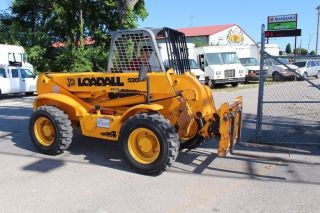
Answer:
180, 134, 205, 150
29, 106, 73, 155
25, 92, 34, 96
120, 113, 179, 175
231, 82, 239, 87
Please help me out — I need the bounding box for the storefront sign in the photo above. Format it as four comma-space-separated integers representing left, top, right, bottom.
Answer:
268, 14, 297, 31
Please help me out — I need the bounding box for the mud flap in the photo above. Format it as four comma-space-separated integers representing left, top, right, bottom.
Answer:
217, 96, 243, 157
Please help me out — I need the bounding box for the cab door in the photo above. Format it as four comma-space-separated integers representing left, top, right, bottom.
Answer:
310, 61, 317, 77
20, 68, 37, 92
10, 68, 21, 93
0, 68, 11, 94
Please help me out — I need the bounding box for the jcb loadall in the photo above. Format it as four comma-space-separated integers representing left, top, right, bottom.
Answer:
29, 28, 243, 175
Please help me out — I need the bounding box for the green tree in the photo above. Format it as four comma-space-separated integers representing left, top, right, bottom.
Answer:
0, 0, 147, 72
309, 50, 317, 56
285, 43, 292, 54
194, 38, 208, 47
294, 48, 308, 55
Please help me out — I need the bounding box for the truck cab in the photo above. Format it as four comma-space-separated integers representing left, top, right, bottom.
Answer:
0, 65, 37, 95
195, 46, 246, 88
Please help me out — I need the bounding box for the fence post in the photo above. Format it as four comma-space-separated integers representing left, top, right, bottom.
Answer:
255, 24, 266, 142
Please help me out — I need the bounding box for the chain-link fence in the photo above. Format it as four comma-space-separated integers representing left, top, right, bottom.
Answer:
256, 26, 320, 144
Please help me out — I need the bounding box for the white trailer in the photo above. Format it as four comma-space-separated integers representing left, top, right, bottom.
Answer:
0, 44, 34, 69
194, 46, 246, 87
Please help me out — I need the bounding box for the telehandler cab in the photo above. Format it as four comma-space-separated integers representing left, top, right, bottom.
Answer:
29, 28, 243, 175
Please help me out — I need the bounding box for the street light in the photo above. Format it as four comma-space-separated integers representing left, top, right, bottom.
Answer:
316, 6, 320, 54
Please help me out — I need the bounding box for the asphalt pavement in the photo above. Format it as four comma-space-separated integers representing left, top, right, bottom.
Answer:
0, 87, 319, 213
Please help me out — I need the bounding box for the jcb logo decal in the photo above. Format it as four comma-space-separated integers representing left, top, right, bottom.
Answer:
77, 77, 124, 87
67, 78, 76, 87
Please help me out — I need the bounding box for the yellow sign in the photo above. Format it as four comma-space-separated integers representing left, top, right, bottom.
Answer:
227, 29, 244, 44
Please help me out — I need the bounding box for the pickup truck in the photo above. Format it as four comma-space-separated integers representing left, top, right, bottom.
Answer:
0, 65, 37, 95
293, 60, 320, 80
264, 58, 297, 81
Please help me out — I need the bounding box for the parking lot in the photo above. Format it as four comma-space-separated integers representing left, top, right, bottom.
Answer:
0, 86, 320, 213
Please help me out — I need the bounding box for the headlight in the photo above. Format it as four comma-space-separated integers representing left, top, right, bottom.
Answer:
216, 71, 221, 75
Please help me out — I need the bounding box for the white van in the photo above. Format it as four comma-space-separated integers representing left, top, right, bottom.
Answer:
195, 46, 246, 88
0, 65, 37, 95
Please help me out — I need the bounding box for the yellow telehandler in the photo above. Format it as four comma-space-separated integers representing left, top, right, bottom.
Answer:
29, 28, 243, 175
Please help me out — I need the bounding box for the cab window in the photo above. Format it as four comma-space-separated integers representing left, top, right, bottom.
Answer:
12, 69, 19, 78
307, 61, 313, 68
21, 69, 34, 78
0, 69, 6, 78
264, 59, 272, 66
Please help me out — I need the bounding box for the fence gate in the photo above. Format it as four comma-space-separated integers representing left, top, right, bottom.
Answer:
256, 25, 320, 144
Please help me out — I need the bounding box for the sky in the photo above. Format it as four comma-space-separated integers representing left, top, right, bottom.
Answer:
0, 0, 319, 51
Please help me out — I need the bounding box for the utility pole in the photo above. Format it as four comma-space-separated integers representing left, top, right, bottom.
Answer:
316, 6, 320, 54
190, 15, 194, 27
308, 34, 312, 52
79, 0, 84, 47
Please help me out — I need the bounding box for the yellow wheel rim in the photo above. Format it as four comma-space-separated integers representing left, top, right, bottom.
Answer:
34, 117, 55, 146
128, 128, 160, 164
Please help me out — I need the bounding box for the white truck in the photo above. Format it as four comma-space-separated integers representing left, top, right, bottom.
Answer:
158, 43, 205, 84
0, 44, 37, 95
194, 46, 246, 88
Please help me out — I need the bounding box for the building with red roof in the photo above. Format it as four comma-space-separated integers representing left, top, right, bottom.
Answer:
177, 24, 256, 47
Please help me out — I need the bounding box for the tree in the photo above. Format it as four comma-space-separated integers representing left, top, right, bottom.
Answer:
285, 43, 292, 54
310, 50, 317, 56
194, 38, 208, 47
293, 48, 308, 55
117, 0, 148, 28
0, 0, 148, 72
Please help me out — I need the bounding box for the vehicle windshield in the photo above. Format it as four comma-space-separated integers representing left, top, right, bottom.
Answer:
221, 52, 240, 64
240, 58, 259, 66
188, 59, 200, 69
274, 58, 289, 65
21, 69, 35, 78
293, 61, 306, 68
0, 68, 6, 78
206, 53, 223, 65
163, 59, 199, 70
206, 52, 240, 65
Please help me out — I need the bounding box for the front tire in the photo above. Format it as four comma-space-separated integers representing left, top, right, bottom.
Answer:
303, 72, 308, 80
208, 79, 215, 89
272, 72, 282, 81
29, 106, 73, 155
120, 113, 179, 175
